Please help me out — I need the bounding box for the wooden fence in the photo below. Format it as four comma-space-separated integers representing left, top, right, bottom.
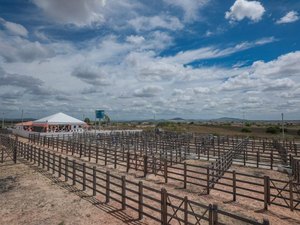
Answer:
29, 133, 299, 170
25, 134, 300, 211
0, 135, 269, 225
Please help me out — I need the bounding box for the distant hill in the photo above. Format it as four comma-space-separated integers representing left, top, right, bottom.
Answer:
170, 117, 185, 121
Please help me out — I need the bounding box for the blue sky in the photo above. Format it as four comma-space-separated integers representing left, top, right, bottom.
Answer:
0, 0, 299, 120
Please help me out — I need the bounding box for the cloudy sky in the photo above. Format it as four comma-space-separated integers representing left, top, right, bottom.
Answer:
0, 0, 300, 120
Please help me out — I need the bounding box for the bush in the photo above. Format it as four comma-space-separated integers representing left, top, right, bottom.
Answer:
241, 128, 251, 133
245, 122, 251, 127
280, 128, 288, 133
266, 126, 280, 134
84, 117, 90, 124
297, 129, 300, 136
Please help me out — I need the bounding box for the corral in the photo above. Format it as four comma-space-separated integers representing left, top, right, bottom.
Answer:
1, 130, 300, 225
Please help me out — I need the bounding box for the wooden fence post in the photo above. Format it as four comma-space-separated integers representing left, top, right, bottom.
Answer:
114, 149, 117, 169
139, 181, 143, 219
72, 160, 76, 185
1, 147, 3, 163
47, 151, 50, 171
122, 176, 126, 210
106, 170, 110, 203
65, 157, 69, 182
93, 166, 96, 196
161, 188, 167, 225
42, 150, 45, 169
233, 170, 236, 201
13, 136, 17, 164
96, 143, 99, 163
212, 204, 218, 224
38, 148, 41, 167
83, 163, 86, 191
184, 162, 187, 189
126, 151, 130, 172
208, 204, 213, 225
105, 148, 107, 166
164, 159, 168, 183
52, 153, 56, 174
207, 166, 210, 194
58, 155, 61, 177
264, 176, 270, 210
270, 150, 273, 170
290, 180, 294, 211
143, 155, 148, 177
80, 143, 83, 158
184, 196, 188, 225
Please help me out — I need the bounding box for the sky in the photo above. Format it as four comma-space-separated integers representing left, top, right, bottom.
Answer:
0, 0, 300, 121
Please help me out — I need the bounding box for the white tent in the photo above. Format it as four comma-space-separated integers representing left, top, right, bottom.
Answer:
33, 112, 85, 125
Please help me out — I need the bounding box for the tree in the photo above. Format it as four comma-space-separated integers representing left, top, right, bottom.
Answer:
241, 128, 251, 133
266, 126, 280, 134
84, 117, 91, 124
104, 114, 110, 123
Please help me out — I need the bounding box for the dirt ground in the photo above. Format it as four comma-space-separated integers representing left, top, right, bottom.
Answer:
2, 137, 300, 225
0, 160, 146, 225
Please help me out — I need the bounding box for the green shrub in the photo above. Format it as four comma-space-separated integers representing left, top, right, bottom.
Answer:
266, 126, 280, 134
280, 128, 288, 133
241, 128, 251, 133
245, 122, 251, 127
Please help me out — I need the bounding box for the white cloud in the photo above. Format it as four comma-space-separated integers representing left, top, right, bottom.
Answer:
163, 0, 208, 21
128, 15, 183, 31
164, 37, 275, 64
0, 18, 28, 37
126, 35, 145, 45
71, 65, 111, 86
133, 85, 163, 97
193, 87, 210, 94
263, 78, 295, 91
276, 11, 299, 24
251, 51, 300, 78
32, 0, 106, 26
0, 33, 55, 63
219, 51, 300, 94
225, 0, 265, 22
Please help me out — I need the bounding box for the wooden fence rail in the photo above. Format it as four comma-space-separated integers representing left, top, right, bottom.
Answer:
29, 133, 298, 170
24, 134, 300, 211
0, 134, 270, 225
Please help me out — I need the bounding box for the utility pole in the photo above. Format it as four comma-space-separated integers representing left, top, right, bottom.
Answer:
281, 113, 284, 140
21, 109, 24, 126
2, 112, 4, 128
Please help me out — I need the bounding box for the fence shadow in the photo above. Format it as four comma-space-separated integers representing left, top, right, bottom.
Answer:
20, 159, 147, 225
